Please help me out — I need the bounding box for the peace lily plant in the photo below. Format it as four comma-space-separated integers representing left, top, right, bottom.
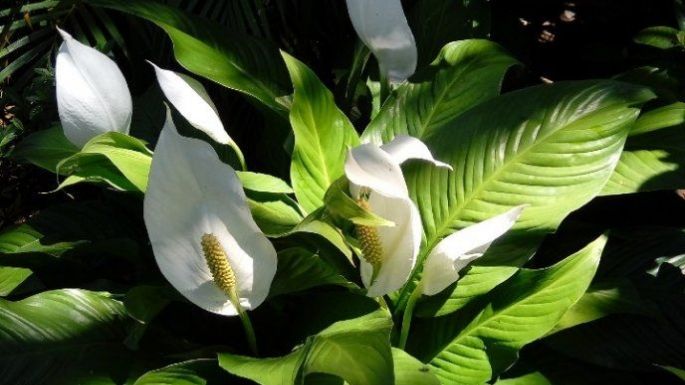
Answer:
4, 1, 658, 381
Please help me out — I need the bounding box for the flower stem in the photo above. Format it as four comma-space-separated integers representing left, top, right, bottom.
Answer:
237, 305, 259, 356
398, 282, 423, 349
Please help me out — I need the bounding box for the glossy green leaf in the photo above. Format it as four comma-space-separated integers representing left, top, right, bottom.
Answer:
634, 26, 684, 49
87, 0, 290, 115
57, 132, 152, 192
247, 197, 303, 236
396, 81, 652, 312
219, 309, 393, 385
11, 126, 78, 173
269, 248, 354, 297
237, 171, 294, 194
392, 348, 440, 385
133, 359, 227, 385
0, 267, 32, 296
549, 279, 652, 334
361, 39, 519, 144
0, 200, 142, 269
411, 237, 605, 385
283, 52, 360, 213
0, 289, 132, 385
602, 102, 685, 195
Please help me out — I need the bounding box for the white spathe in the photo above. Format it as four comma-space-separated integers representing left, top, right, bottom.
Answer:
55, 28, 132, 147
149, 62, 233, 145
421, 206, 526, 296
345, 135, 450, 297
144, 108, 276, 315
345, 0, 417, 83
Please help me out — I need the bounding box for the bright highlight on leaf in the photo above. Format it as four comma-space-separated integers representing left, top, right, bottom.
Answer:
143, 108, 276, 316
345, 0, 418, 83
344, 135, 450, 297
55, 28, 132, 147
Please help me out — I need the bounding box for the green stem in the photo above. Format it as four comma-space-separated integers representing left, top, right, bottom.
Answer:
398, 282, 423, 349
237, 306, 259, 356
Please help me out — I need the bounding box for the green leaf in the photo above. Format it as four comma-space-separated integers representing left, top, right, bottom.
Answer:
602, 102, 685, 195
11, 126, 78, 172
408, 1, 491, 67
361, 39, 519, 144
411, 236, 606, 385
248, 196, 303, 236
0, 200, 143, 269
0, 289, 133, 385
549, 279, 652, 334
87, 0, 290, 115
0, 266, 32, 296
219, 309, 394, 385
634, 26, 684, 49
133, 359, 227, 385
269, 248, 354, 297
237, 171, 294, 194
398, 81, 652, 313
392, 348, 440, 385
283, 52, 361, 214
57, 132, 152, 192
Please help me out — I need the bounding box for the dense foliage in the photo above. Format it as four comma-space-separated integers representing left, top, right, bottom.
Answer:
1, 1, 685, 384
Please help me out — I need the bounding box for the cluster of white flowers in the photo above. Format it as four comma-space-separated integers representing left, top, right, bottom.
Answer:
54, 0, 525, 319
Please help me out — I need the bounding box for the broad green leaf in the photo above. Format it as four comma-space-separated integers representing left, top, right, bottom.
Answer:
277, 210, 355, 265
237, 171, 294, 194
219, 350, 305, 385
361, 39, 519, 144
660, 366, 685, 380
283, 52, 360, 213
247, 197, 303, 236
398, 81, 652, 313
549, 279, 652, 334
269, 248, 354, 297
219, 309, 394, 385
413, 80, 652, 249
0, 266, 32, 296
133, 359, 227, 385
602, 102, 685, 195
634, 26, 684, 49
0, 200, 143, 269
411, 237, 606, 385
415, 265, 518, 317
494, 373, 551, 385
543, 259, 685, 372
87, 0, 290, 115
0, 289, 133, 385
408, 0, 491, 67
57, 132, 152, 192
11, 126, 78, 172
123, 285, 178, 349
392, 348, 440, 385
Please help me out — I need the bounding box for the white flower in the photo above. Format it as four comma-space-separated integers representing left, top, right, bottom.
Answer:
55, 28, 132, 147
149, 62, 231, 145
420, 206, 526, 296
345, 0, 418, 84
345, 135, 450, 297
143, 108, 276, 315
